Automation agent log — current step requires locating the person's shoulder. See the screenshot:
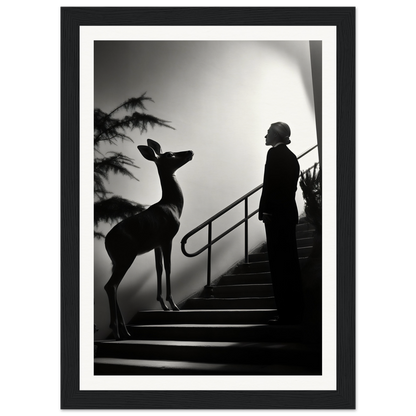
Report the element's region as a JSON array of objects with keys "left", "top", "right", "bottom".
[
  {"left": 281, "top": 145, "right": 297, "bottom": 157},
  {"left": 272, "top": 145, "right": 289, "bottom": 155},
  {"left": 274, "top": 146, "right": 299, "bottom": 165},
  {"left": 268, "top": 145, "right": 296, "bottom": 157},
  {"left": 267, "top": 146, "right": 279, "bottom": 158}
]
